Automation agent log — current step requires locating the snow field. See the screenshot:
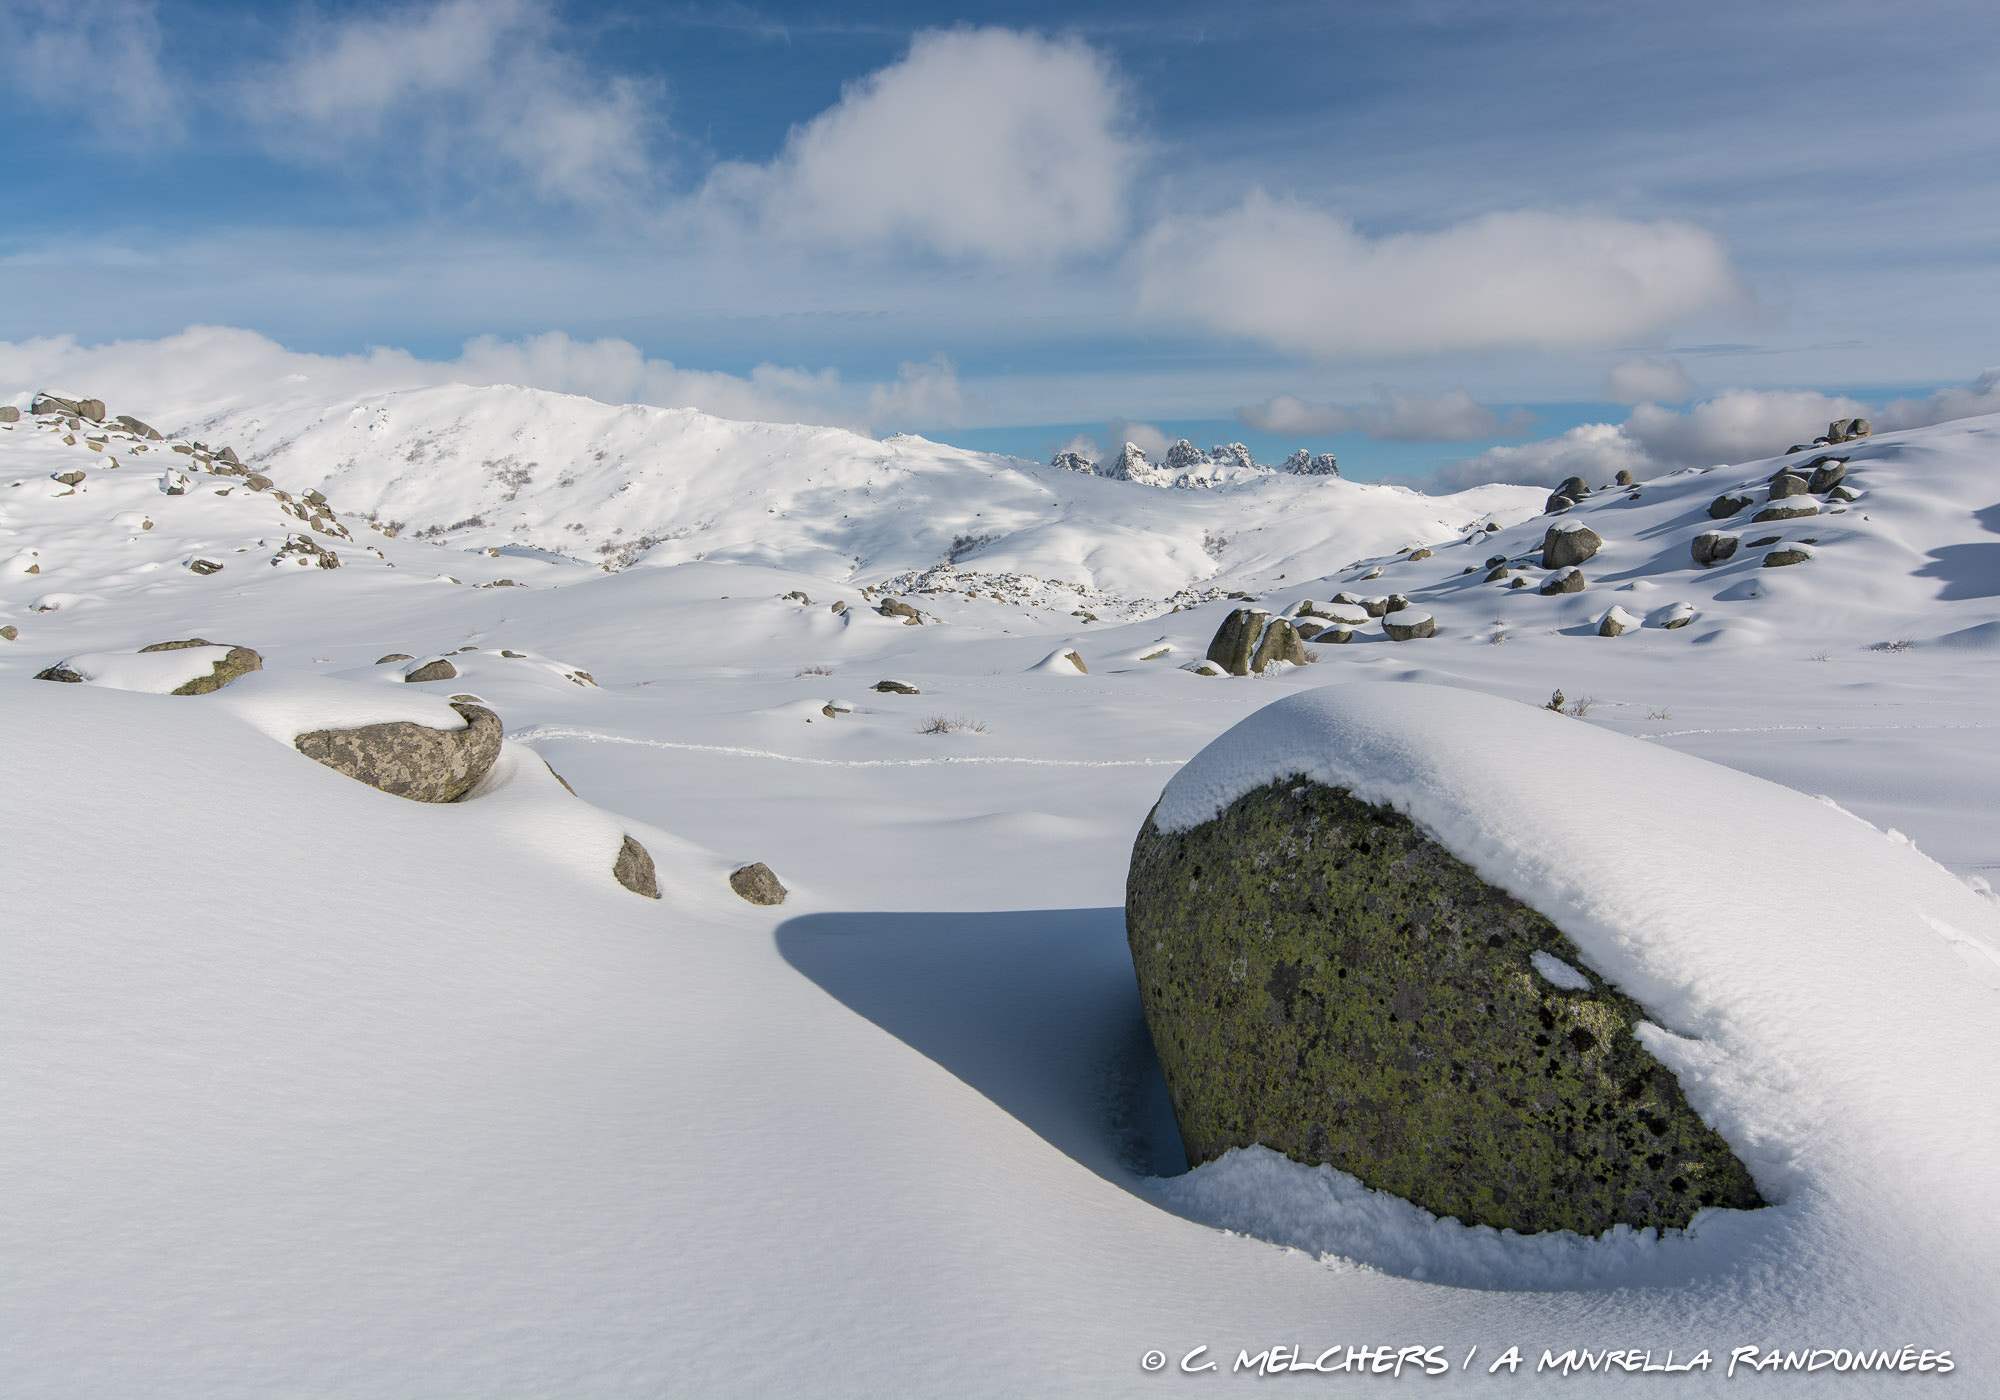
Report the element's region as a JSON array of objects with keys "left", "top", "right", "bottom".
[{"left": 5, "top": 389, "right": 2000, "bottom": 1394}]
